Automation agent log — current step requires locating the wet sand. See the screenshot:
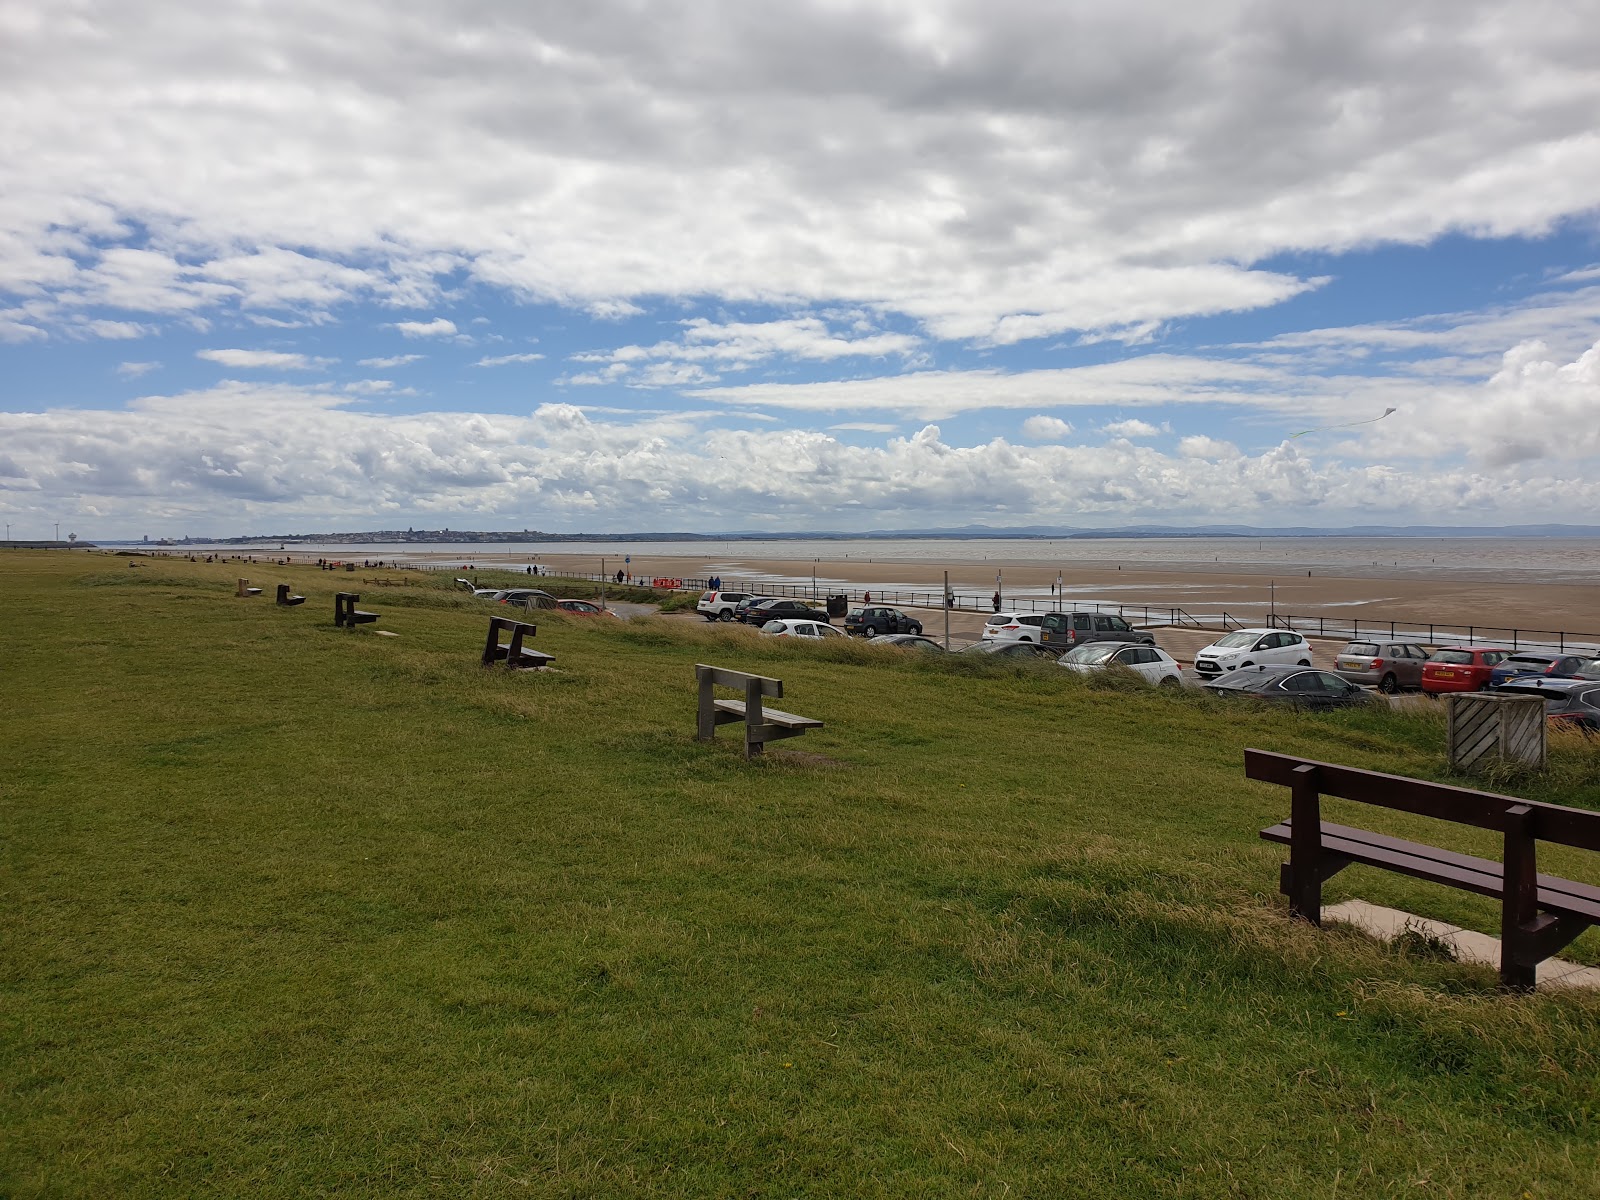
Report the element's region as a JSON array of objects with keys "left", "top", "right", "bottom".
[{"left": 415, "top": 549, "right": 1598, "bottom": 636}]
